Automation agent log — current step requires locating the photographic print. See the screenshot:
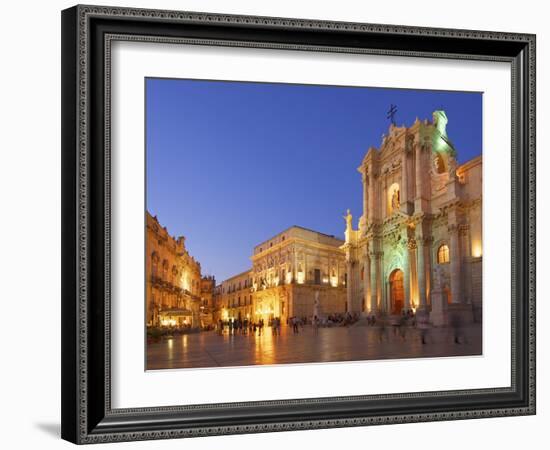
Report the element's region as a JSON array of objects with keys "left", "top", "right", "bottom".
[{"left": 145, "top": 78, "right": 483, "bottom": 370}]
